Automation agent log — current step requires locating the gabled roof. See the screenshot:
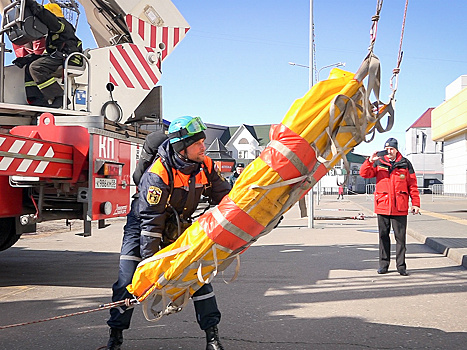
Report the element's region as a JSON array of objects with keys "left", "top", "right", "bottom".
[
  {"left": 346, "top": 152, "right": 367, "bottom": 164},
  {"left": 245, "top": 124, "right": 271, "bottom": 146},
  {"left": 406, "top": 108, "right": 434, "bottom": 130},
  {"left": 219, "top": 126, "right": 239, "bottom": 145},
  {"left": 221, "top": 124, "right": 272, "bottom": 146},
  {"left": 204, "top": 123, "right": 228, "bottom": 148},
  {"left": 206, "top": 138, "right": 234, "bottom": 161}
]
